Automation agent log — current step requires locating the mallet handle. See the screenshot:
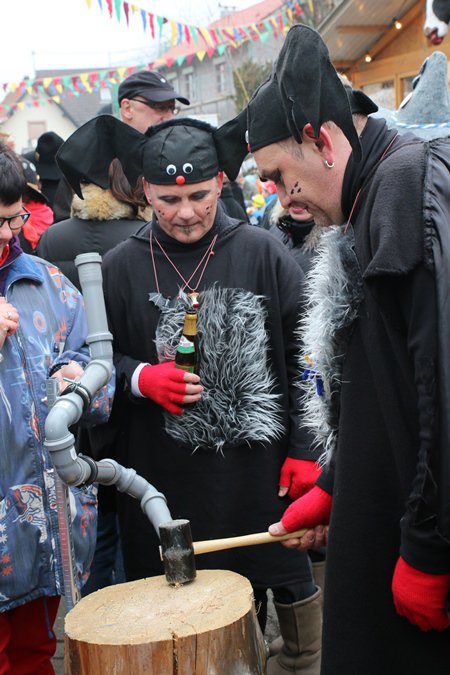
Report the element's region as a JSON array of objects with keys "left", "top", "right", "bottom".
[{"left": 192, "top": 529, "right": 308, "bottom": 555}]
